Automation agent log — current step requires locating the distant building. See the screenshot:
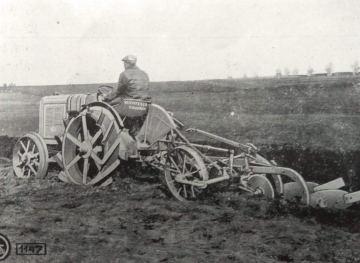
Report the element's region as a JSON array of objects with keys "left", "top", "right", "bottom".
[{"left": 313, "top": 73, "right": 327, "bottom": 77}]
